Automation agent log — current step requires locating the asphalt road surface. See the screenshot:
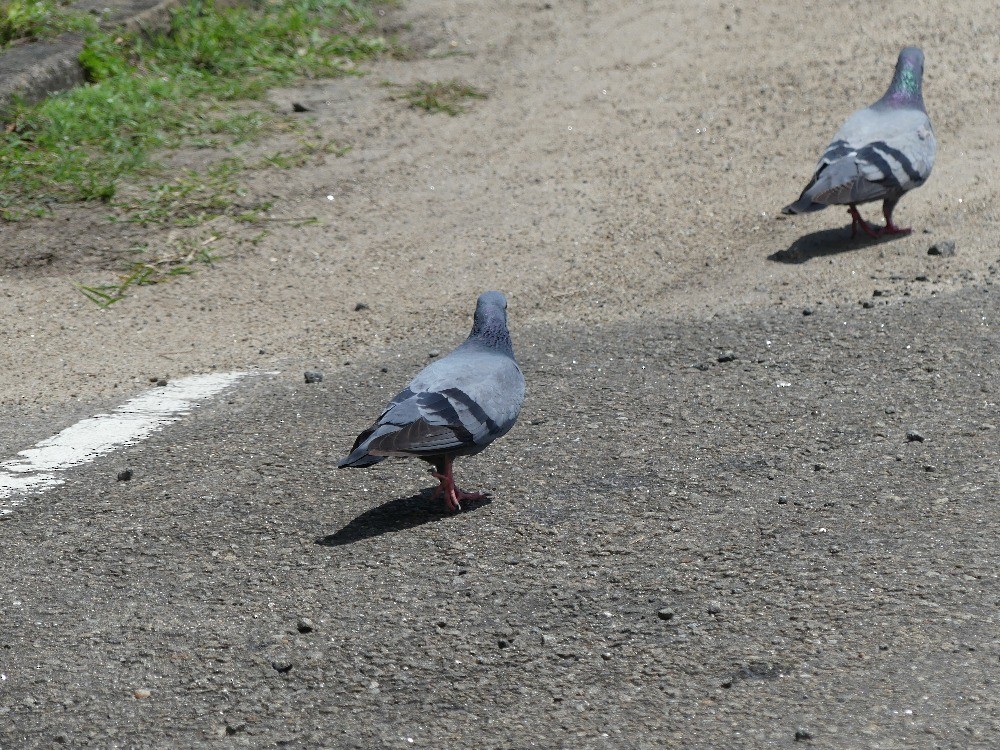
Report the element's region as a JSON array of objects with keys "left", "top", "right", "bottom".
[{"left": 2, "top": 284, "right": 998, "bottom": 749}]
